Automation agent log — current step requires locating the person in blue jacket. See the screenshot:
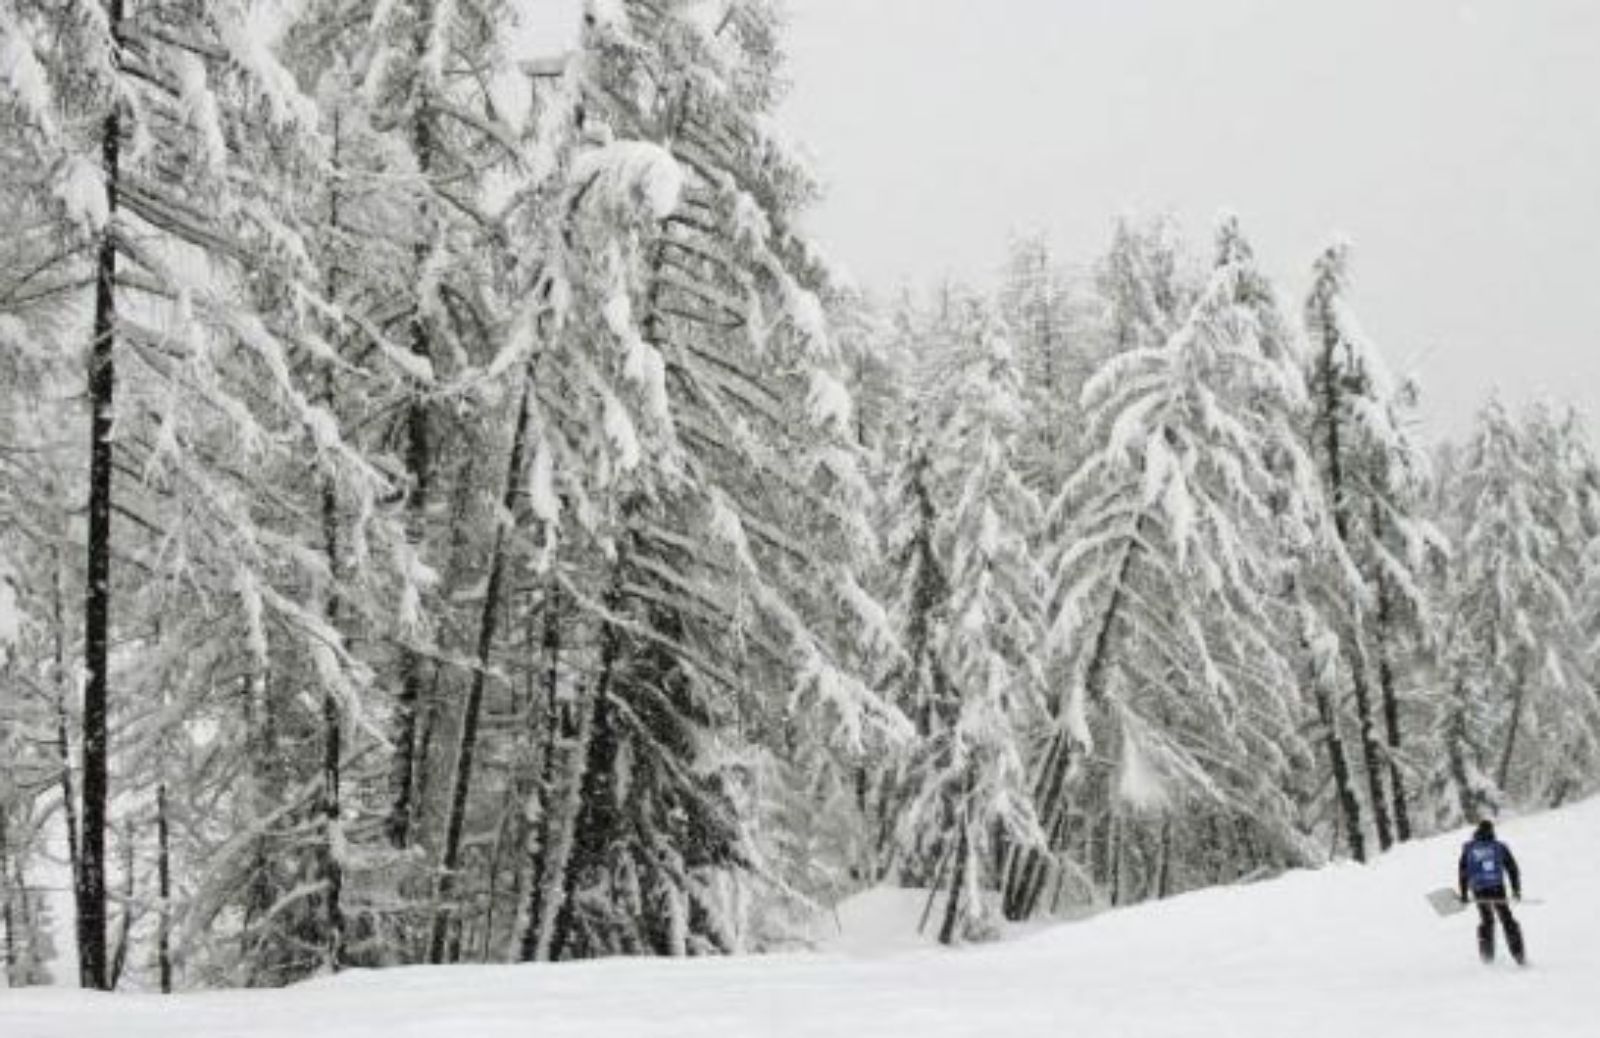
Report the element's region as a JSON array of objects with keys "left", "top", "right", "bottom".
[{"left": 1457, "top": 819, "right": 1525, "bottom": 965}]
